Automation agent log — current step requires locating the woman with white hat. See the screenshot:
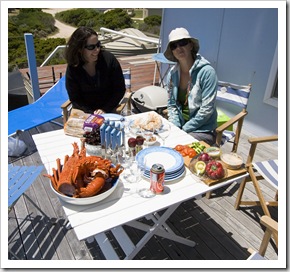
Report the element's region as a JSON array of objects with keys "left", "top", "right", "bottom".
[{"left": 164, "top": 27, "right": 218, "bottom": 145}]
